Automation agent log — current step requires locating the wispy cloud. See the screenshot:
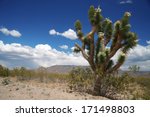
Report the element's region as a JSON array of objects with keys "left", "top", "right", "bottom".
[
  {"left": 0, "top": 27, "right": 22, "bottom": 38},
  {"left": 0, "top": 40, "right": 87, "bottom": 69},
  {"left": 49, "top": 29, "right": 77, "bottom": 40},
  {"left": 59, "top": 45, "right": 68, "bottom": 50},
  {"left": 120, "top": 0, "right": 133, "bottom": 4}
]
